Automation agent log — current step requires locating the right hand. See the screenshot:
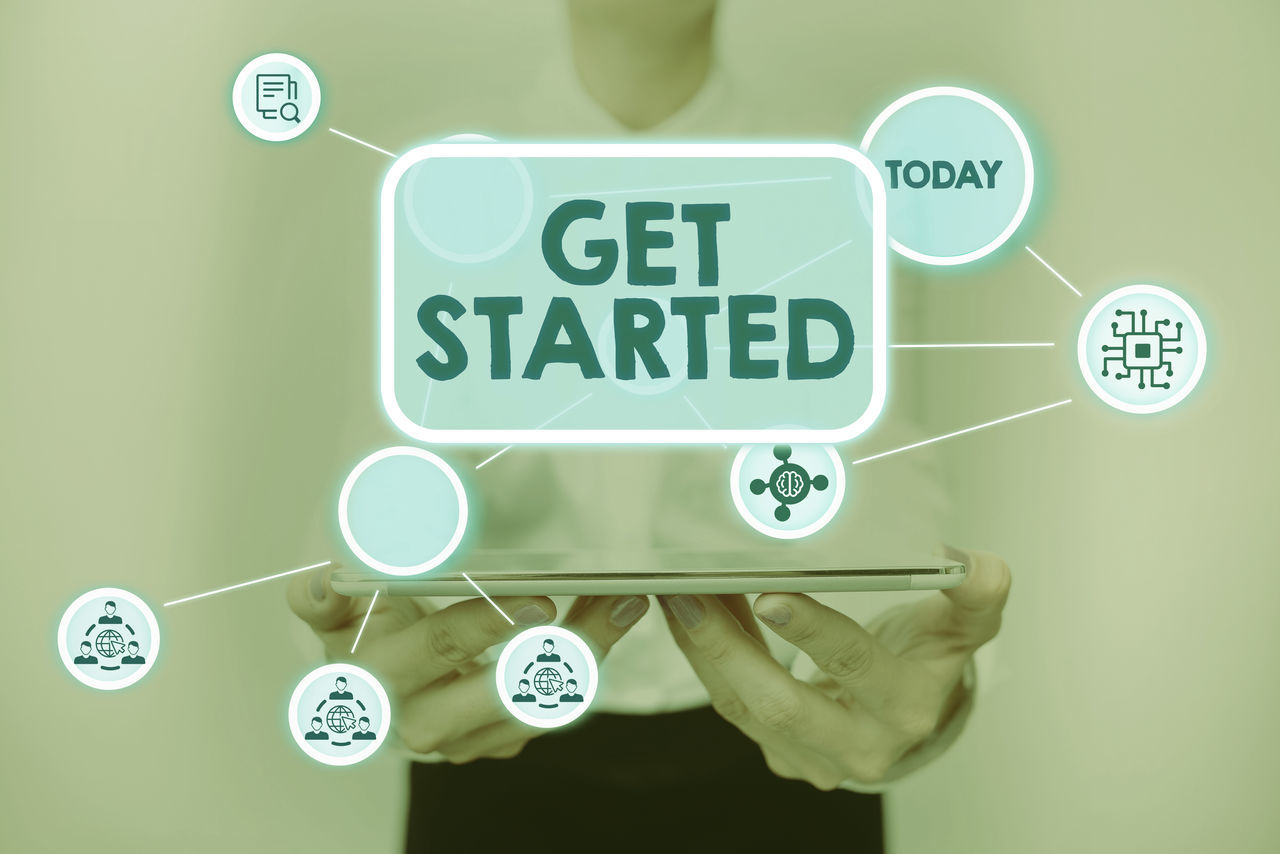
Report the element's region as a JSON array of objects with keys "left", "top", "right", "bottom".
[{"left": 287, "top": 566, "right": 650, "bottom": 763}]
